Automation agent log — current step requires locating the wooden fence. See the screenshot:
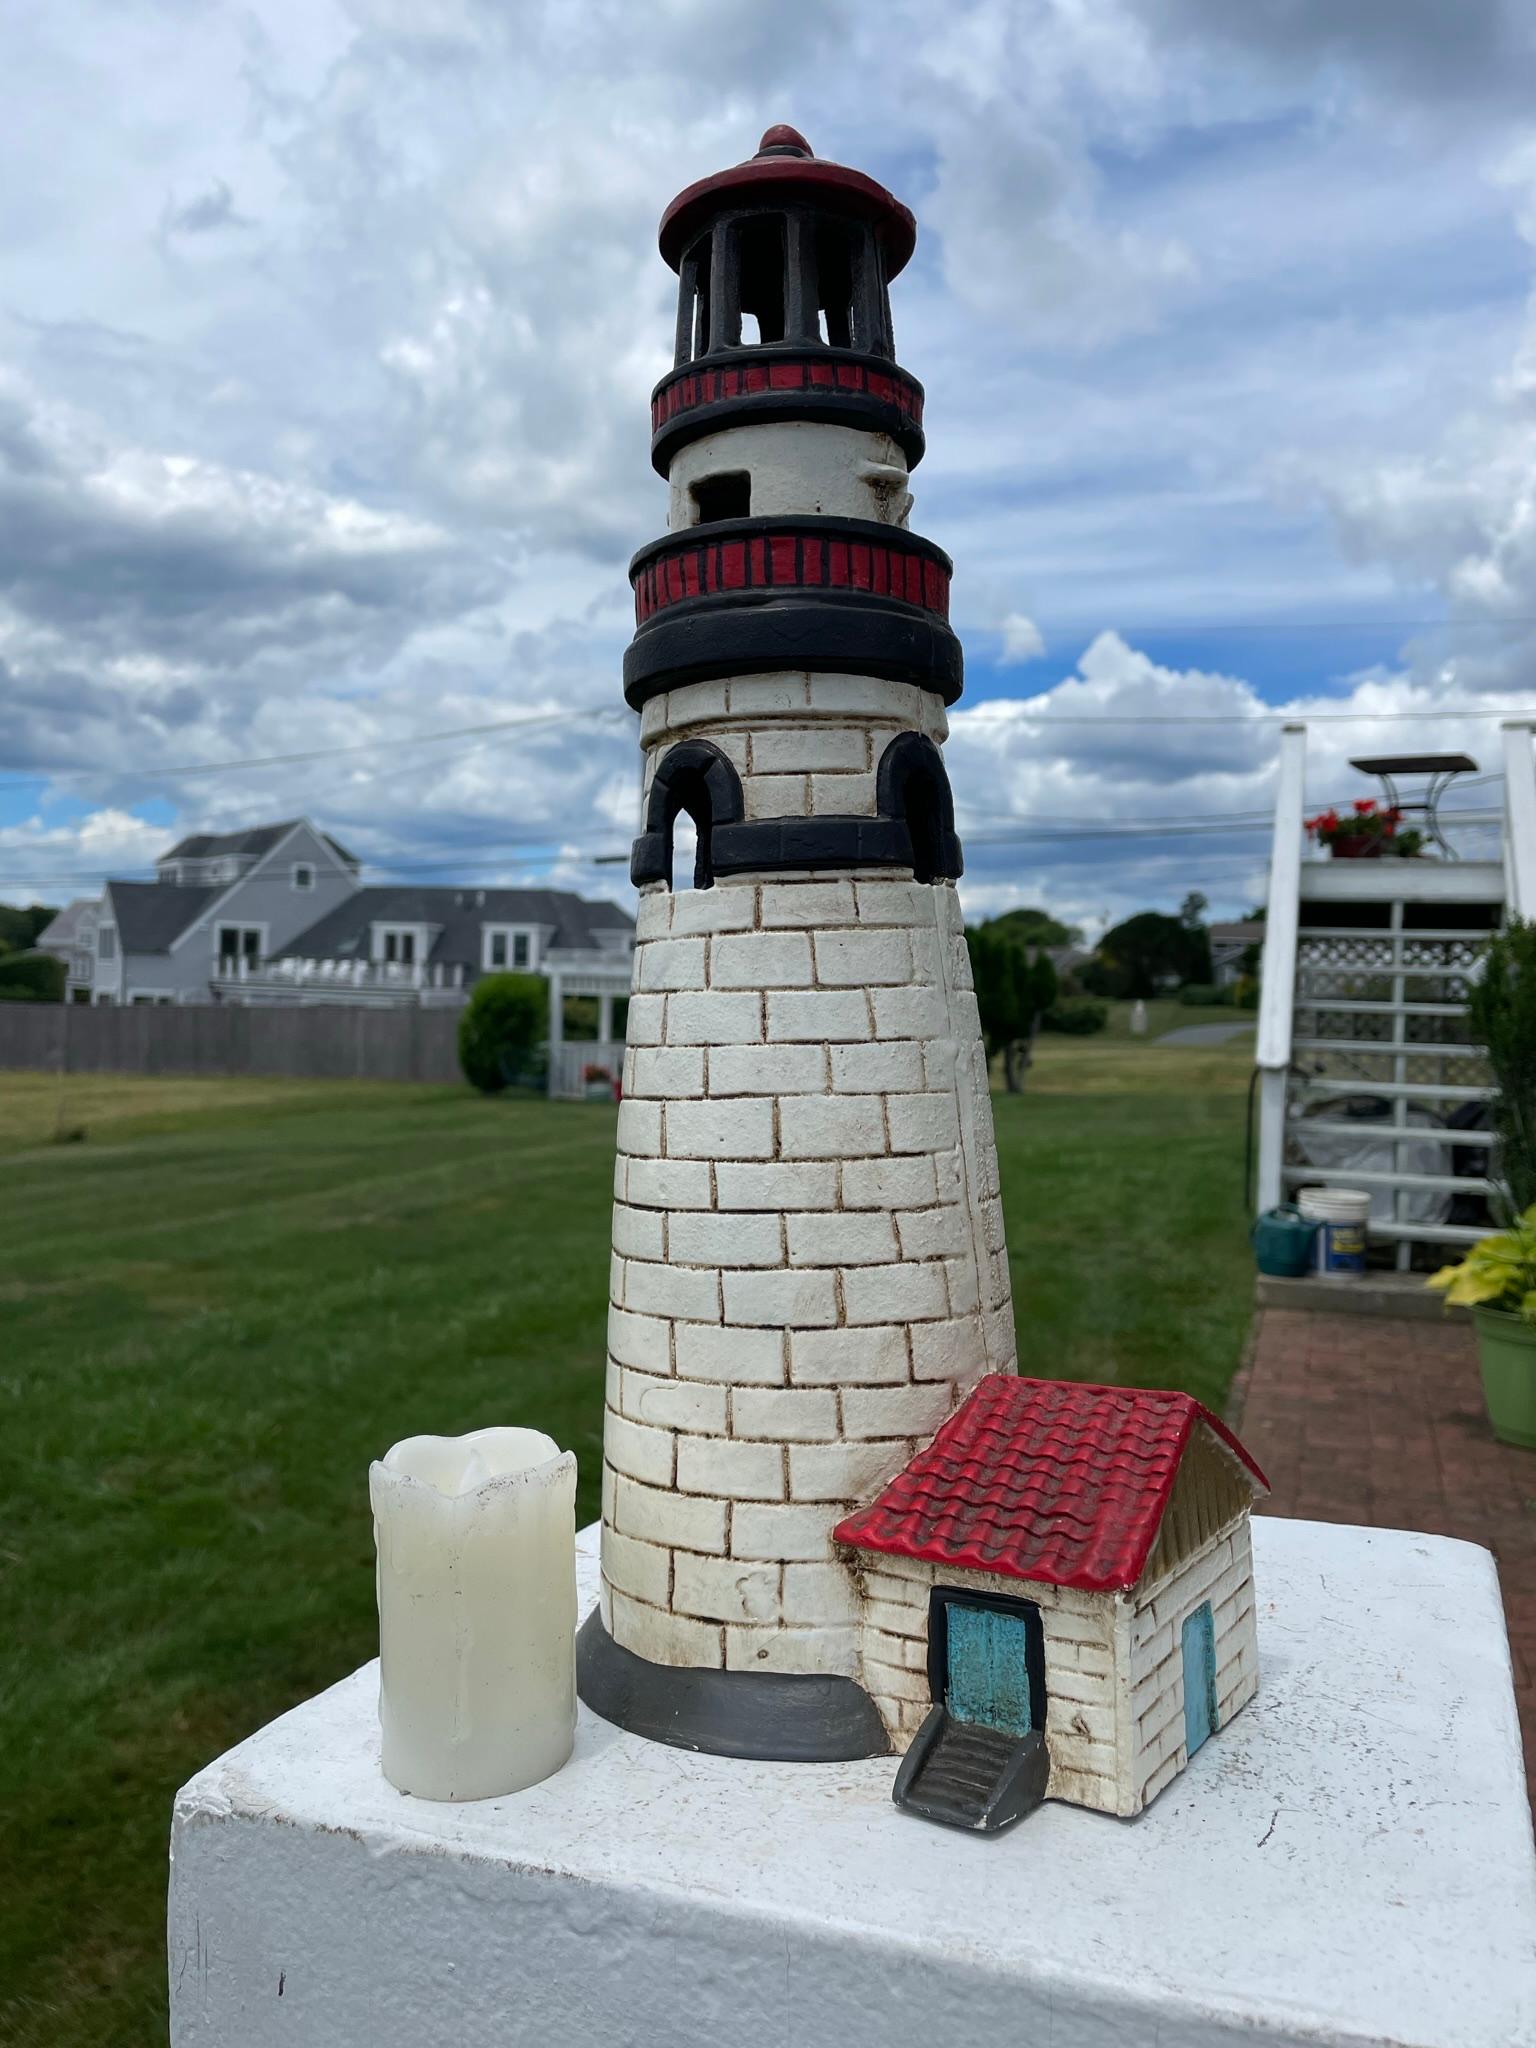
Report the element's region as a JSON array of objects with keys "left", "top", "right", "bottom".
[{"left": 0, "top": 1003, "right": 465, "bottom": 1085}]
